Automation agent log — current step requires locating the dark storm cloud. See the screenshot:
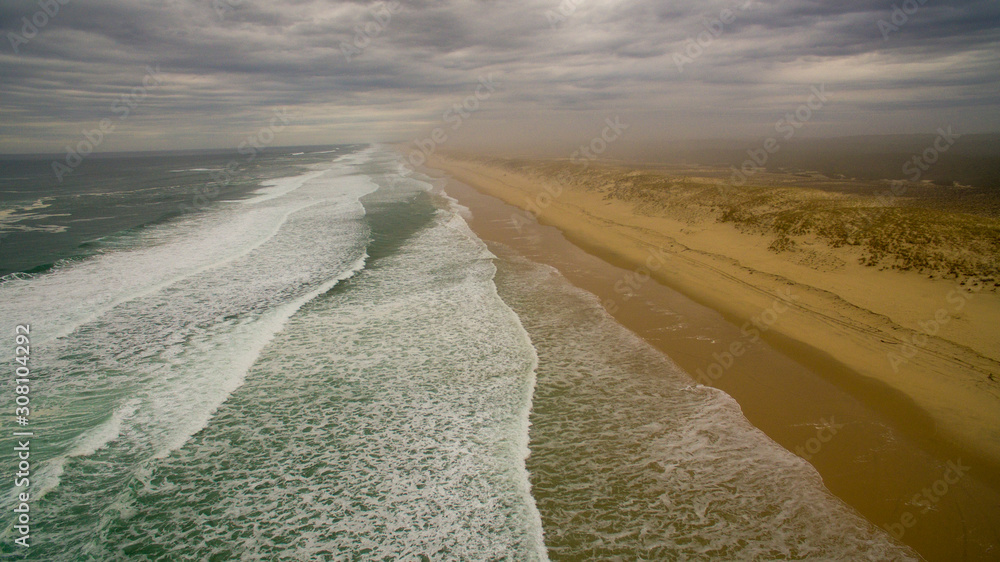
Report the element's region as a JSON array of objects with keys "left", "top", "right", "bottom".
[{"left": 0, "top": 0, "right": 997, "bottom": 152}]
